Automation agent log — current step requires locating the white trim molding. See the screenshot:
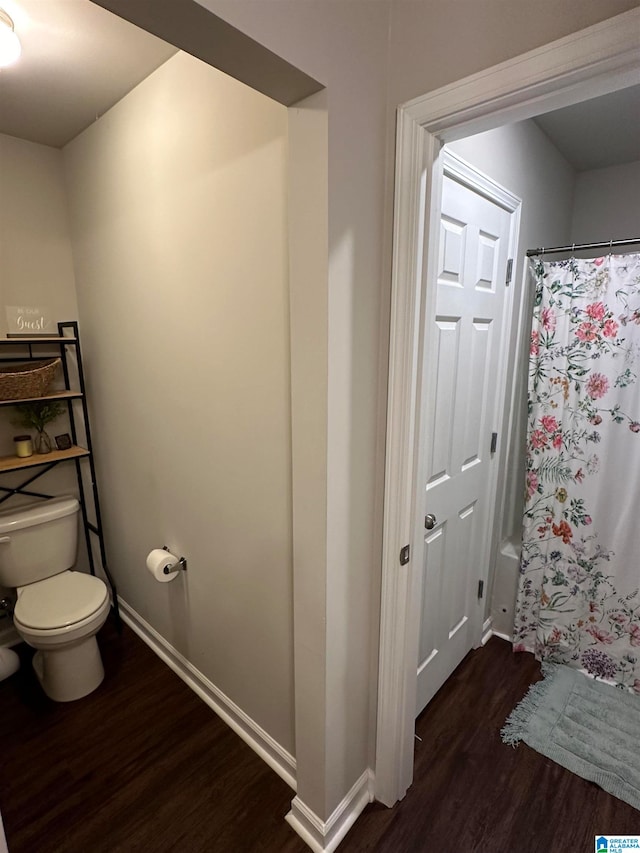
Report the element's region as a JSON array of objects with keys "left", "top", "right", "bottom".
[
  {"left": 482, "top": 618, "right": 494, "bottom": 647},
  {"left": 405, "top": 7, "right": 640, "bottom": 139},
  {"left": 118, "top": 598, "right": 297, "bottom": 790},
  {"left": 376, "top": 7, "right": 640, "bottom": 809},
  {"left": 285, "top": 769, "right": 374, "bottom": 853},
  {"left": 443, "top": 148, "right": 522, "bottom": 211},
  {"left": 374, "top": 104, "right": 437, "bottom": 810}
]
